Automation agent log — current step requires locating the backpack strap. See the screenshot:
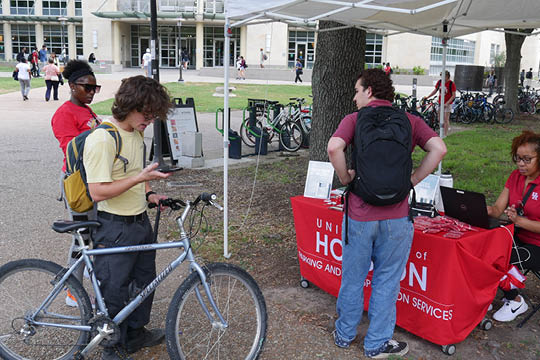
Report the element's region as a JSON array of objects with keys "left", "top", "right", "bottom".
[
  {"left": 519, "top": 183, "right": 537, "bottom": 215},
  {"left": 97, "top": 123, "right": 129, "bottom": 172}
]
